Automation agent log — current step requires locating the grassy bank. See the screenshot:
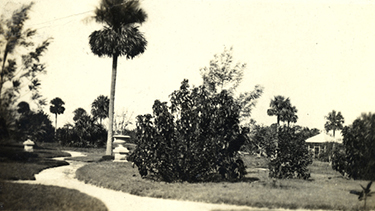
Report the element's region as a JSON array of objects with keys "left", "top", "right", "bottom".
[
  {"left": 76, "top": 156, "right": 375, "bottom": 210},
  {"left": 0, "top": 142, "right": 108, "bottom": 211},
  {"left": 0, "top": 181, "right": 107, "bottom": 211}
]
